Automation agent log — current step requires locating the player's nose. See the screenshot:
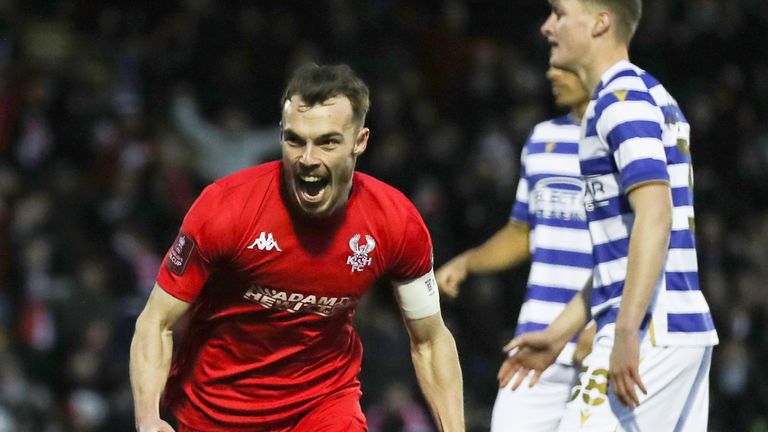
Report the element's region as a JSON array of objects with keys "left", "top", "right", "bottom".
[
  {"left": 541, "top": 13, "right": 555, "bottom": 37},
  {"left": 300, "top": 143, "right": 321, "bottom": 166}
]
